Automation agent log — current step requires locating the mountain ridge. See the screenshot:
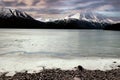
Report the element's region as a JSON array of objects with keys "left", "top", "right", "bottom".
[
  {"left": 0, "top": 8, "right": 119, "bottom": 30},
  {"left": 0, "top": 8, "right": 33, "bottom": 19},
  {"left": 0, "top": 8, "right": 45, "bottom": 28}
]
